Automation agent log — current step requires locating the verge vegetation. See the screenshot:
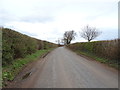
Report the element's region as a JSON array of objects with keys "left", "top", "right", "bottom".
[
  {"left": 67, "top": 39, "right": 119, "bottom": 69},
  {"left": 2, "top": 49, "right": 53, "bottom": 87},
  {"left": 2, "top": 28, "right": 57, "bottom": 65},
  {"left": 1, "top": 27, "right": 57, "bottom": 86}
]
